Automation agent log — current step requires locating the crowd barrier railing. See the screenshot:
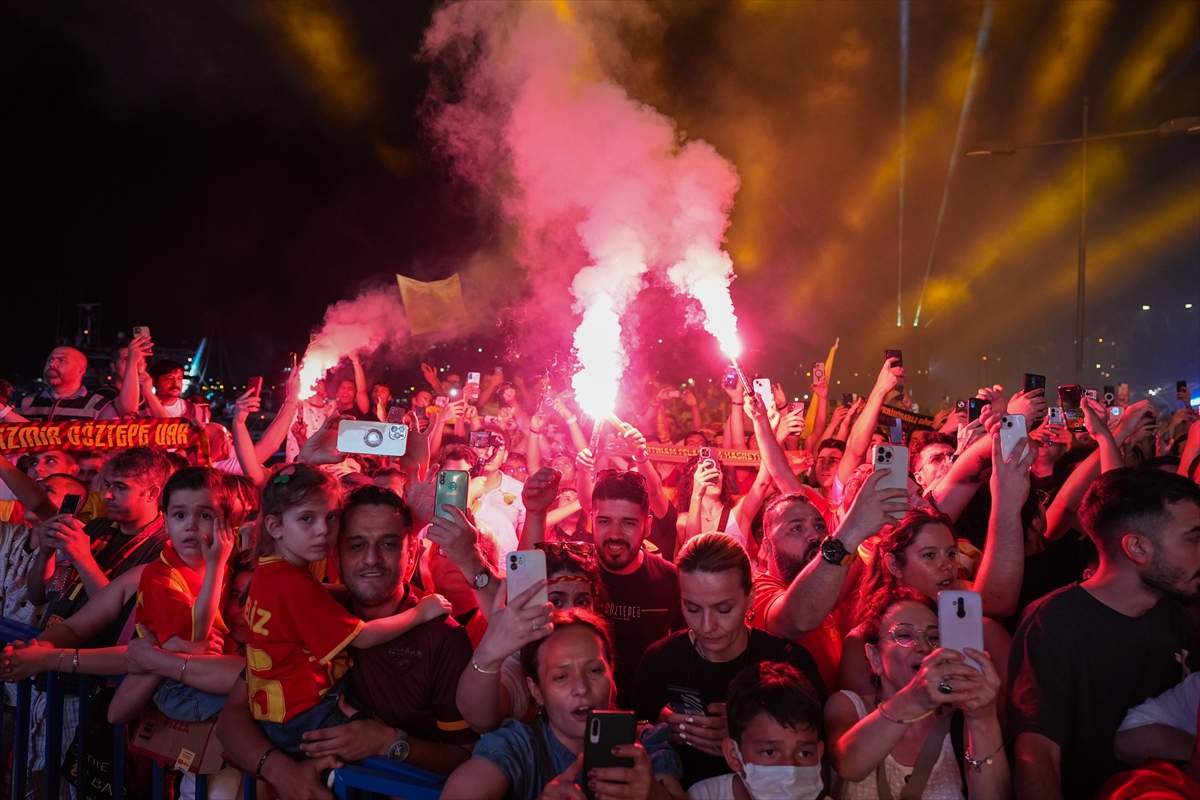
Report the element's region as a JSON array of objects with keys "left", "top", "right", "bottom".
[{"left": 2, "top": 617, "right": 446, "bottom": 800}]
